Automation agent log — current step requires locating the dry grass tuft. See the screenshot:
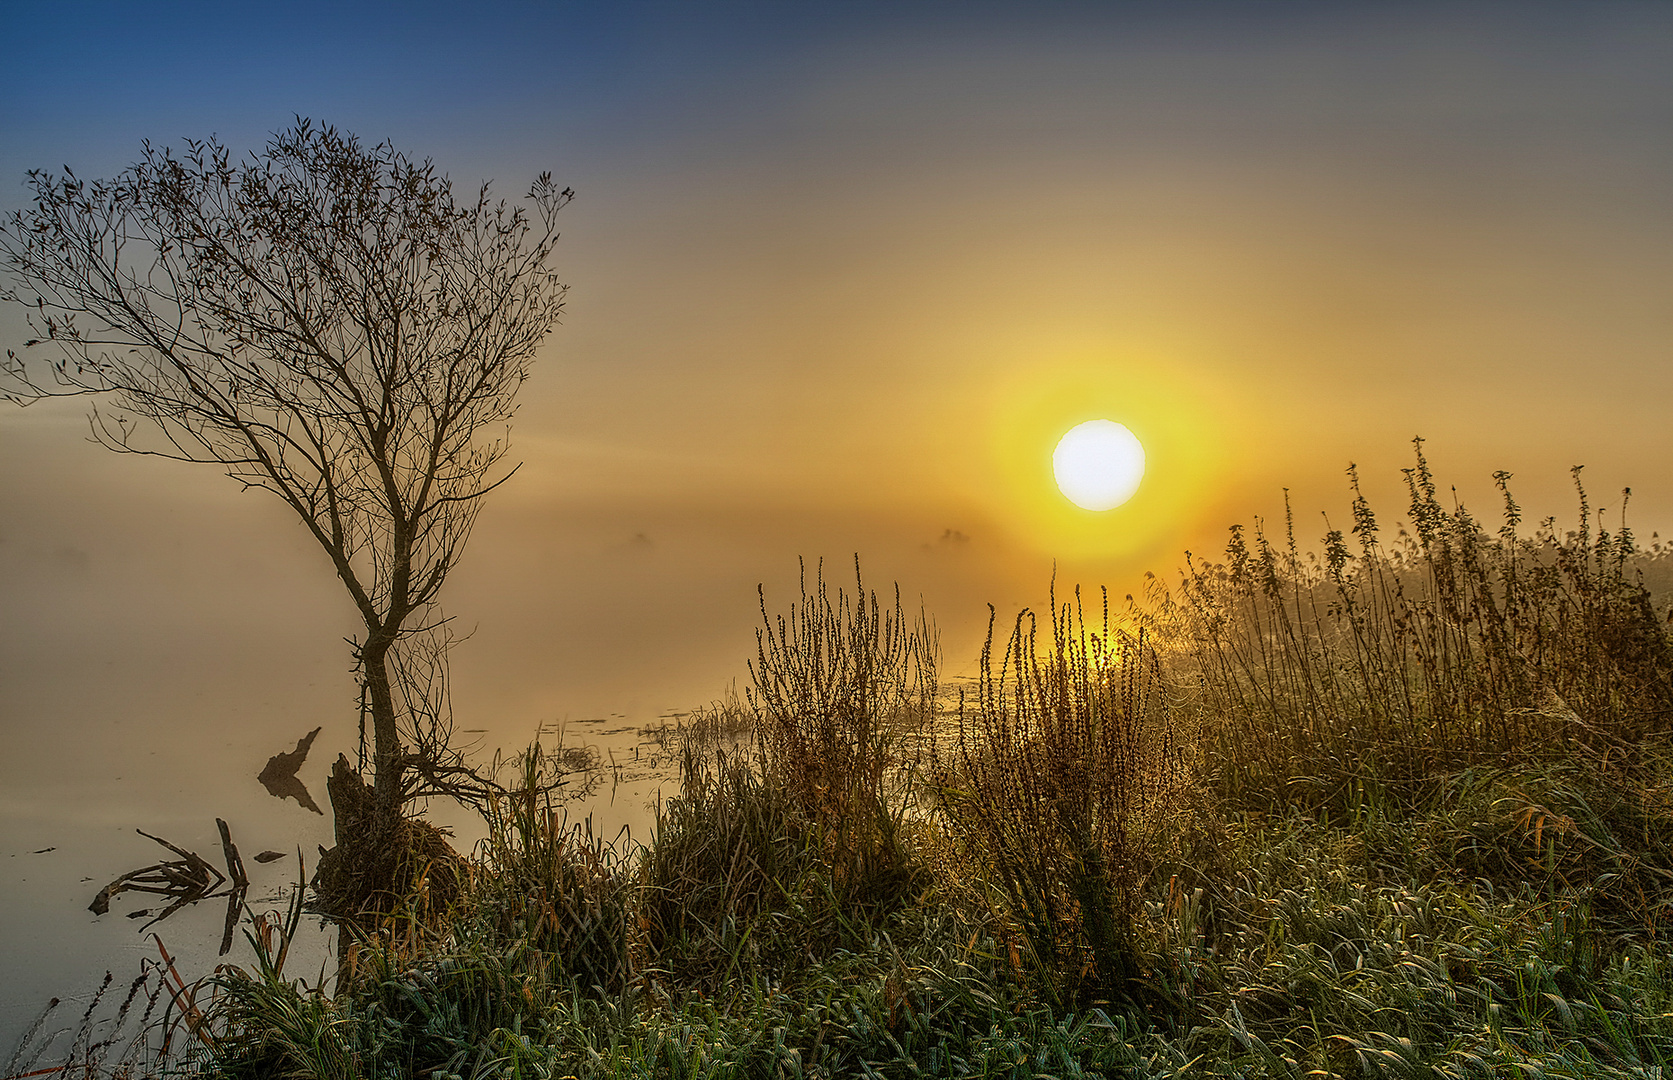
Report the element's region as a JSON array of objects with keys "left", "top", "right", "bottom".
[{"left": 747, "top": 556, "right": 938, "bottom": 909}]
